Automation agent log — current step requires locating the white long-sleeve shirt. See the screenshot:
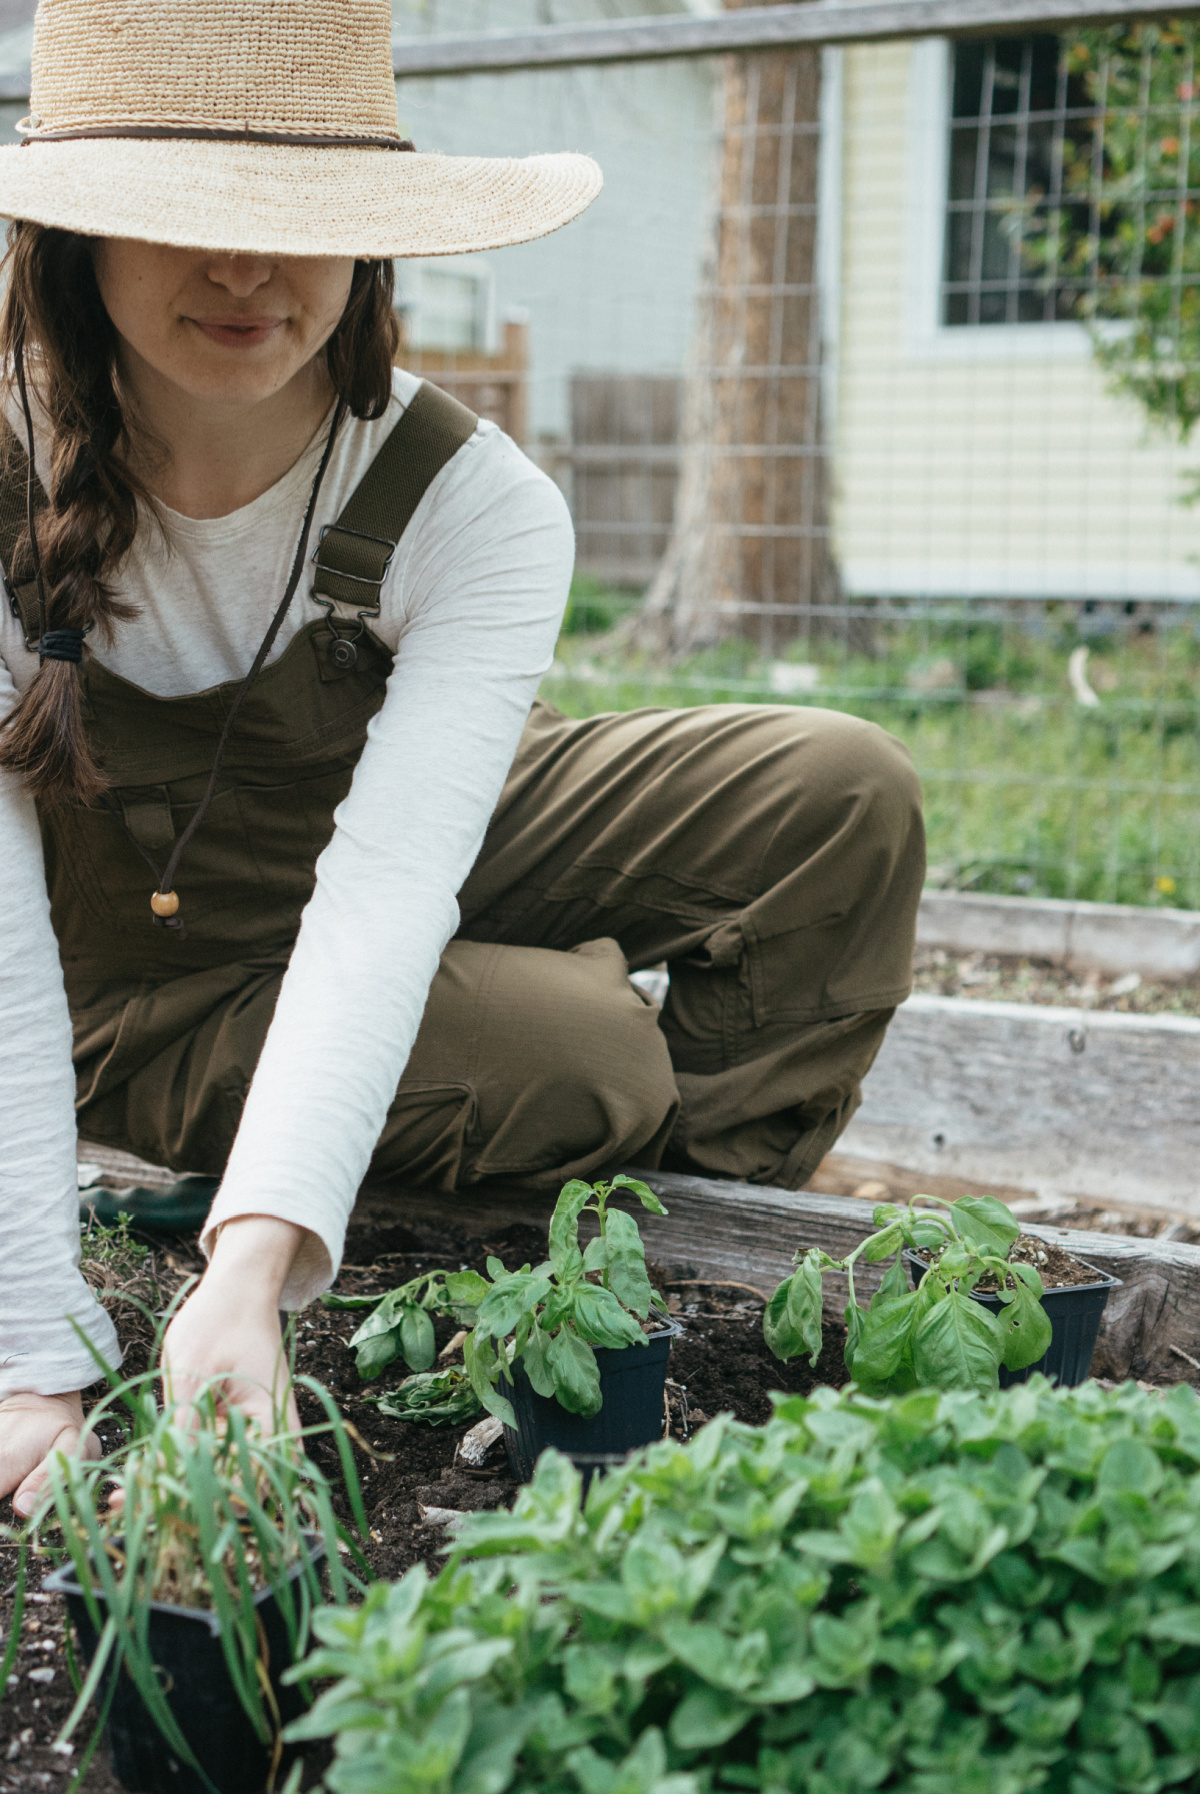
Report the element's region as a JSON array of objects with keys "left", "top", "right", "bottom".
[{"left": 0, "top": 367, "right": 574, "bottom": 1399}]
